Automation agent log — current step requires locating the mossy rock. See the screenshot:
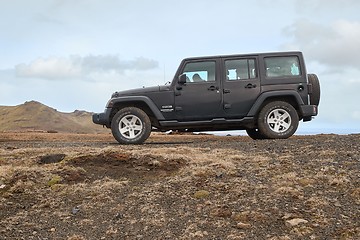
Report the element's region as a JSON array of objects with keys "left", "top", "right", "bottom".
[
  {"left": 50, "top": 183, "right": 66, "bottom": 191},
  {"left": 48, "top": 175, "right": 63, "bottom": 187},
  {"left": 194, "top": 190, "right": 210, "bottom": 199}
]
